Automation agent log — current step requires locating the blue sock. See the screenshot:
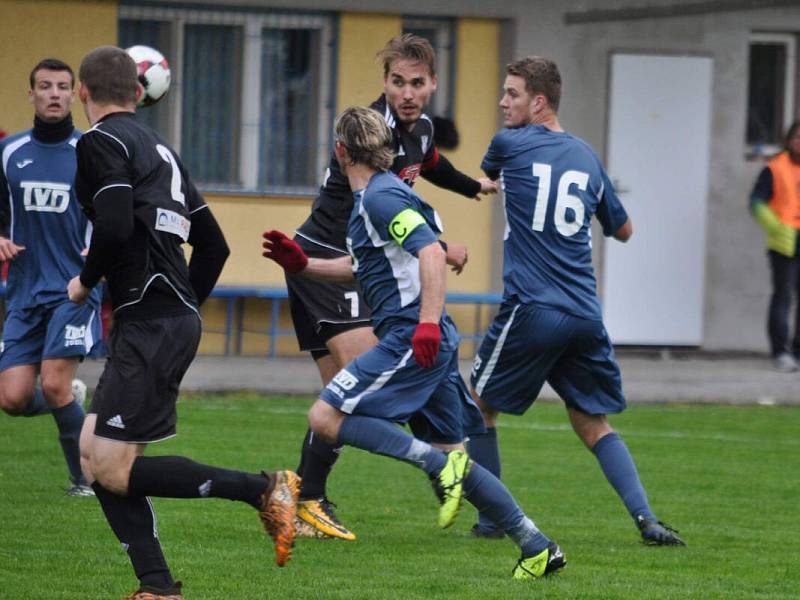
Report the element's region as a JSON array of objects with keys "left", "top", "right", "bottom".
[
  {"left": 464, "top": 462, "right": 550, "bottom": 556},
  {"left": 51, "top": 399, "right": 86, "bottom": 485},
  {"left": 592, "top": 432, "right": 655, "bottom": 521},
  {"left": 466, "top": 427, "right": 502, "bottom": 531},
  {"left": 22, "top": 387, "right": 51, "bottom": 417},
  {"left": 336, "top": 415, "right": 447, "bottom": 476}
]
